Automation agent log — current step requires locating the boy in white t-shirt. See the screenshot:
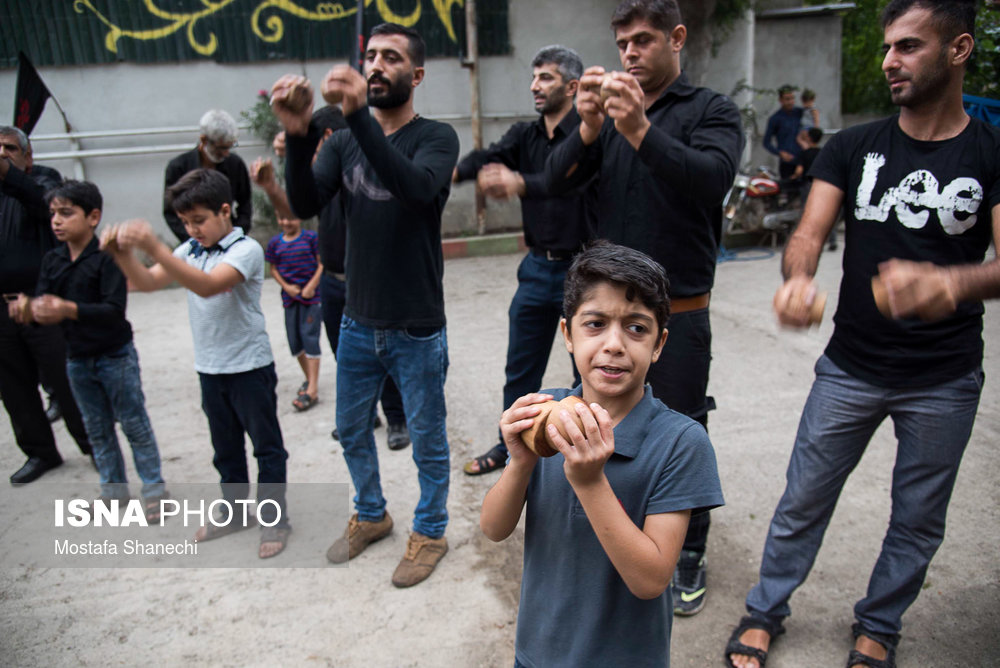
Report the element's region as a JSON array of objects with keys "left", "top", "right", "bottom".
[{"left": 103, "top": 168, "right": 290, "bottom": 559}]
